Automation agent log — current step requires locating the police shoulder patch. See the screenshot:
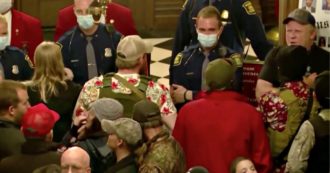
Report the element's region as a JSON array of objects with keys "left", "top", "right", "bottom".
[
  {"left": 242, "top": 1, "right": 256, "bottom": 15},
  {"left": 25, "top": 55, "right": 34, "bottom": 68},
  {"left": 173, "top": 53, "right": 183, "bottom": 66},
  {"left": 230, "top": 53, "right": 243, "bottom": 67}
]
